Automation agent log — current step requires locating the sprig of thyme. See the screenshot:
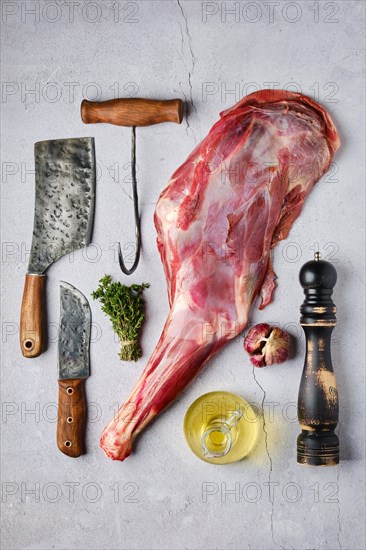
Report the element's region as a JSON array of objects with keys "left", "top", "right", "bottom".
[{"left": 92, "top": 275, "right": 149, "bottom": 362}]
